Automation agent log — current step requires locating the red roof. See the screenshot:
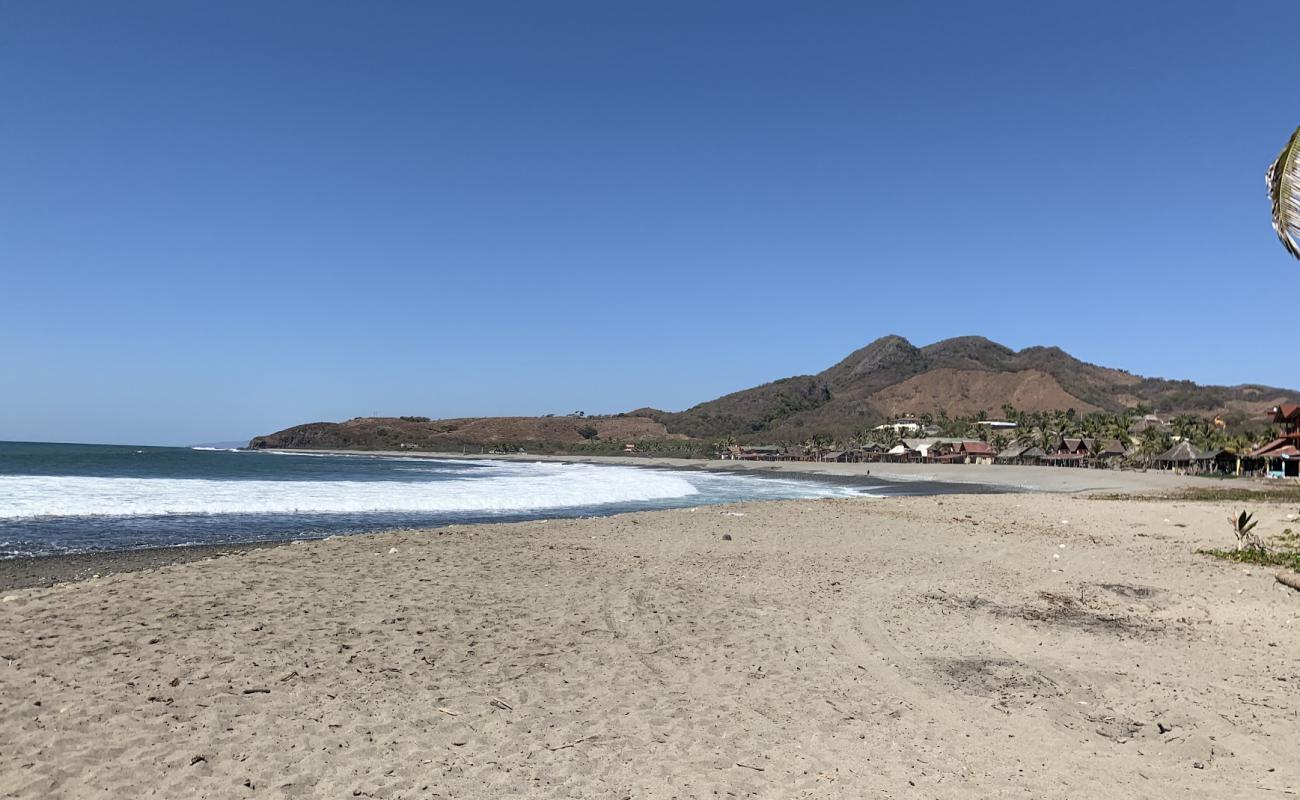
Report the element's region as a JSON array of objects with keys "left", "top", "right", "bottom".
[
  {"left": 1270, "top": 404, "right": 1300, "bottom": 422},
  {"left": 960, "top": 442, "right": 997, "bottom": 455},
  {"left": 1249, "top": 438, "right": 1299, "bottom": 457}
]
